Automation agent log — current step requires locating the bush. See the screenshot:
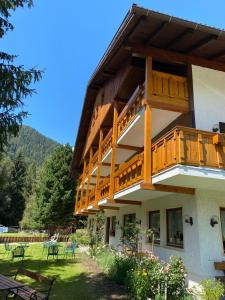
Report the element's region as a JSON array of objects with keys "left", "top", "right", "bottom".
[
  {"left": 200, "top": 279, "right": 224, "bottom": 300},
  {"left": 126, "top": 255, "right": 191, "bottom": 300},
  {"left": 108, "top": 253, "right": 137, "bottom": 285},
  {"left": 70, "top": 229, "right": 89, "bottom": 246}
]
